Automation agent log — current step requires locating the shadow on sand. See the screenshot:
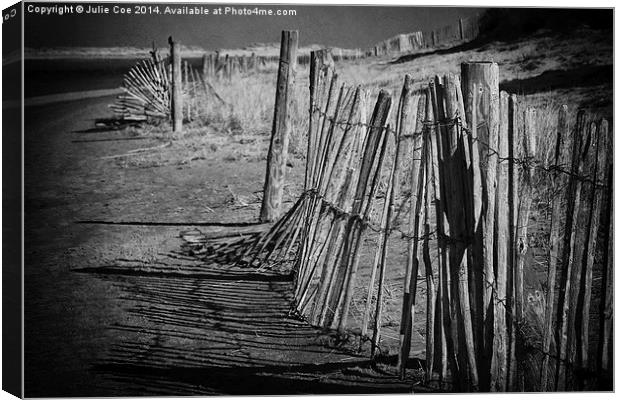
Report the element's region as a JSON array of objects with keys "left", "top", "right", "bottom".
[
  {"left": 76, "top": 255, "right": 418, "bottom": 395},
  {"left": 390, "top": 39, "right": 486, "bottom": 65}
]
